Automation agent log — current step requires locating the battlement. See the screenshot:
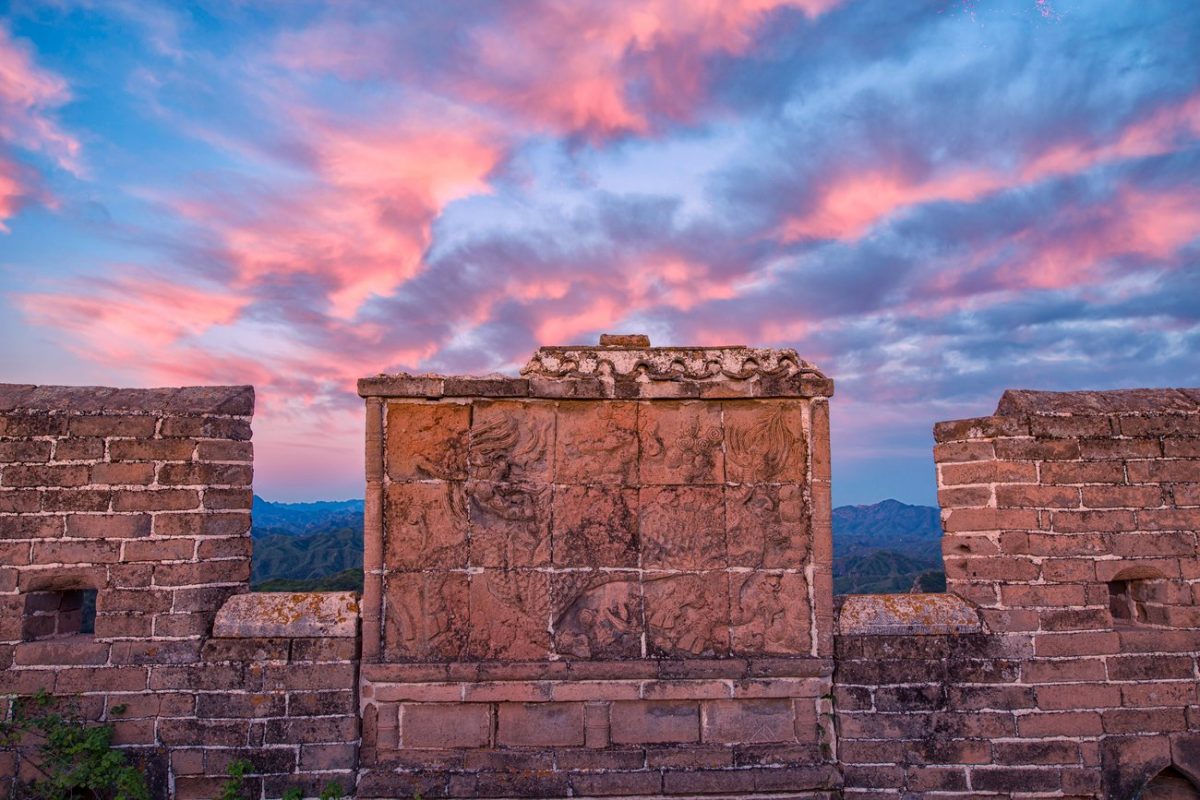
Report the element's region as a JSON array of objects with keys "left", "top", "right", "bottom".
[{"left": 1, "top": 365, "right": 1196, "bottom": 798}]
